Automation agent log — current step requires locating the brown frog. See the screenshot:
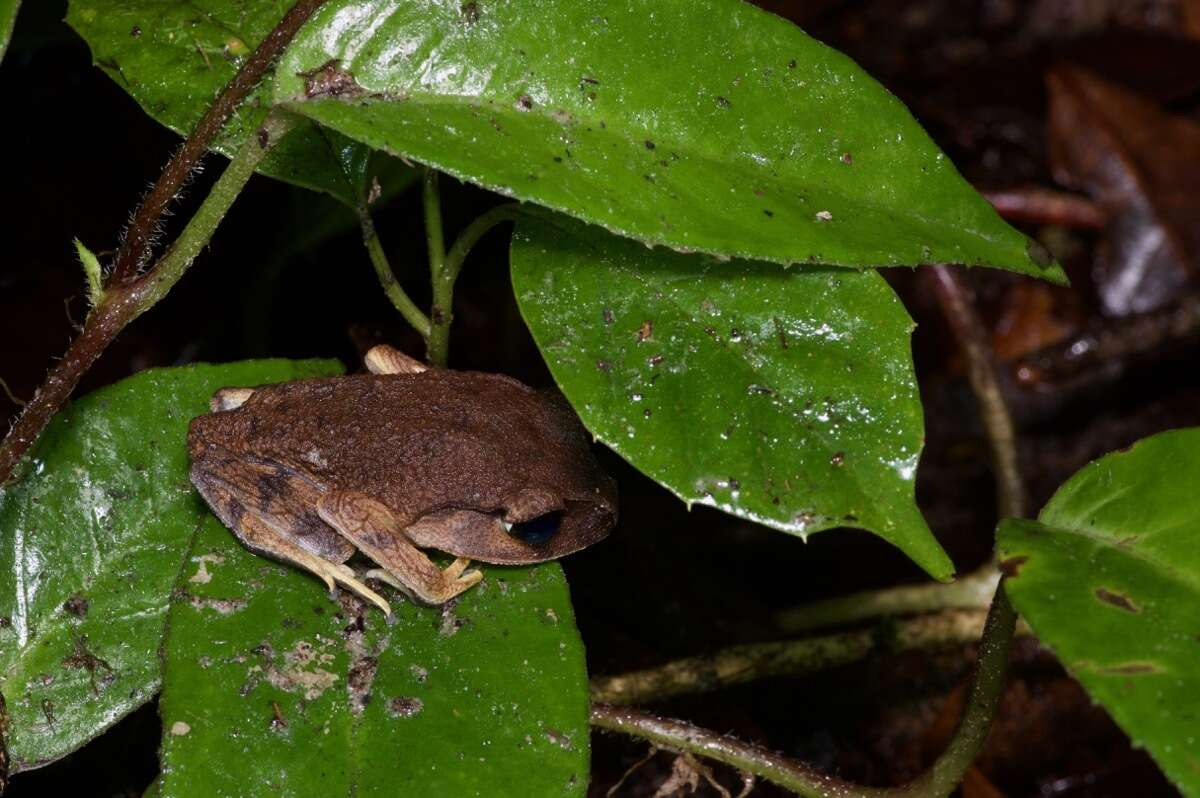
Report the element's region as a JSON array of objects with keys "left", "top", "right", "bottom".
[{"left": 187, "top": 345, "right": 617, "bottom": 617}]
